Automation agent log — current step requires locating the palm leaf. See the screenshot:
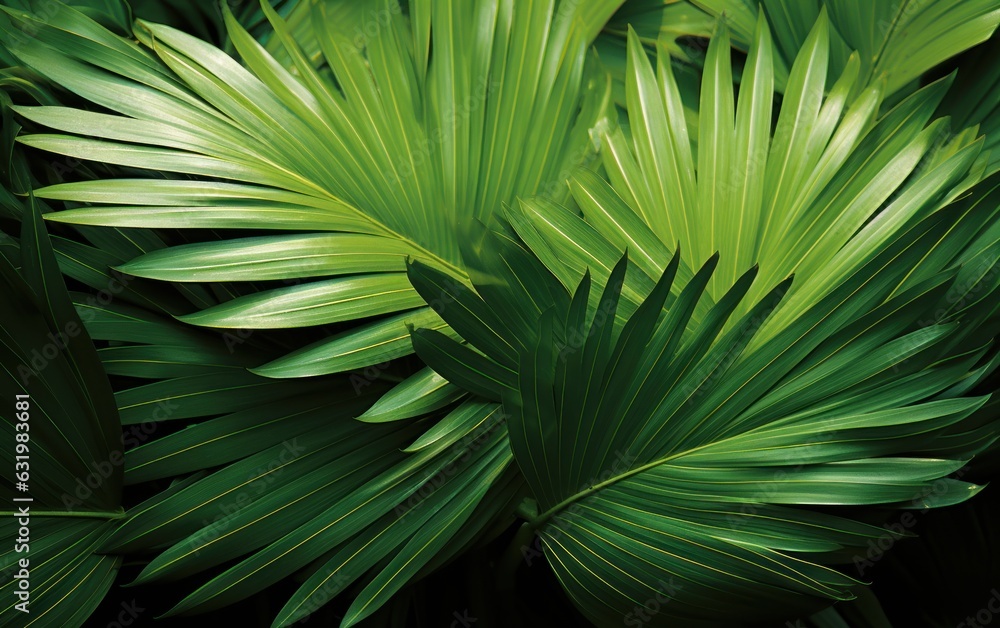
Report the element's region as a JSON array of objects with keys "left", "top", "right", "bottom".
[
  {"left": 0, "top": 197, "right": 124, "bottom": 627},
  {"left": 411, "top": 215, "right": 997, "bottom": 625},
  {"left": 405, "top": 10, "right": 1000, "bottom": 624},
  {"left": 3, "top": 0, "right": 624, "bottom": 379},
  {"left": 2, "top": 2, "right": 999, "bottom": 626},
  {"left": 542, "top": 9, "right": 993, "bottom": 349},
  {"left": 620, "top": 0, "right": 1000, "bottom": 100}
]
